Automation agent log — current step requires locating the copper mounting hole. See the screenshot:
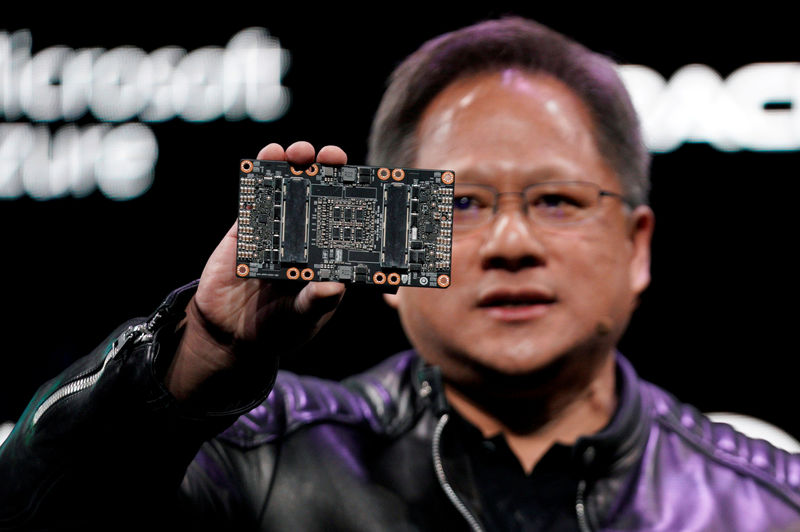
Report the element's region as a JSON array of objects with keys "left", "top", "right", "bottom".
[
  {"left": 287, "top": 267, "right": 300, "bottom": 279},
  {"left": 377, "top": 168, "right": 391, "bottom": 181},
  {"left": 305, "top": 164, "right": 319, "bottom": 177},
  {"left": 289, "top": 166, "right": 303, "bottom": 176},
  {"left": 236, "top": 264, "right": 250, "bottom": 277},
  {"left": 301, "top": 268, "right": 315, "bottom": 280},
  {"left": 240, "top": 160, "right": 254, "bottom": 173},
  {"left": 387, "top": 272, "right": 401, "bottom": 285},
  {"left": 391, "top": 168, "right": 405, "bottom": 181},
  {"left": 441, "top": 171, "right": 454, "bottom": 185},
  {"left": 437, "top": 274, "right": 451, "bottom": 288},
  {"left": 372, "top": 271, "right": 386, "bottom": 284}
]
